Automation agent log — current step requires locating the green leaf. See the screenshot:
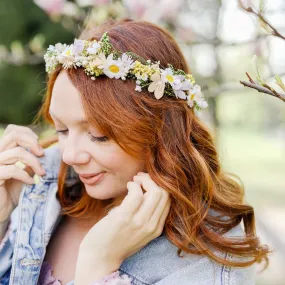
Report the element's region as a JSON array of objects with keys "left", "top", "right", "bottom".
[
  {"left": 252, "top": 55, "right": 265, "bottom": 84},
  {"left": 275, "top": 75, "right": 285, "bottom": 92}
]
